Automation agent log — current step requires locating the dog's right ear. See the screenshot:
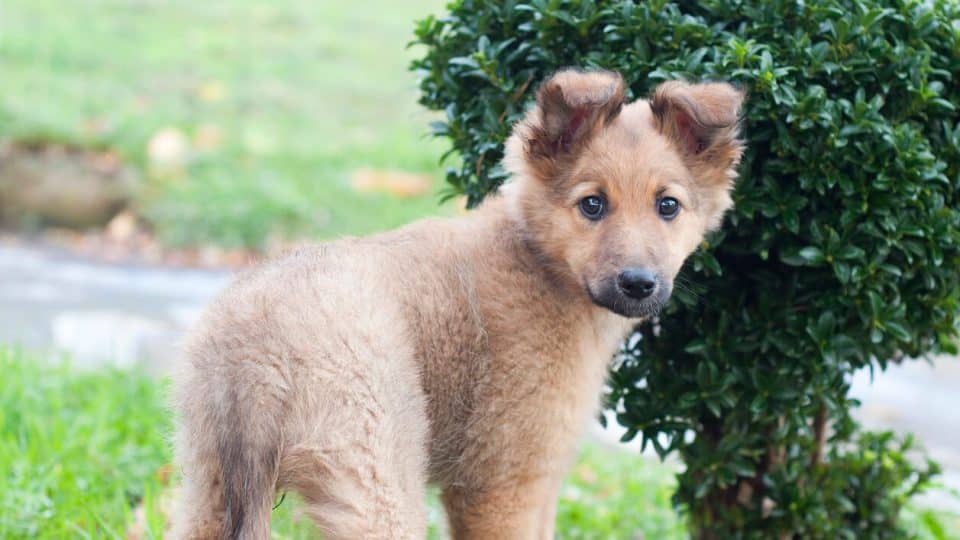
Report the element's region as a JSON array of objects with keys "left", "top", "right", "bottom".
[
  {"left": 523, "top": 69, "right": 626, "bottom": 161},
  {"left": 649, "top": 80, "right": 744, "bottom": 176}
]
